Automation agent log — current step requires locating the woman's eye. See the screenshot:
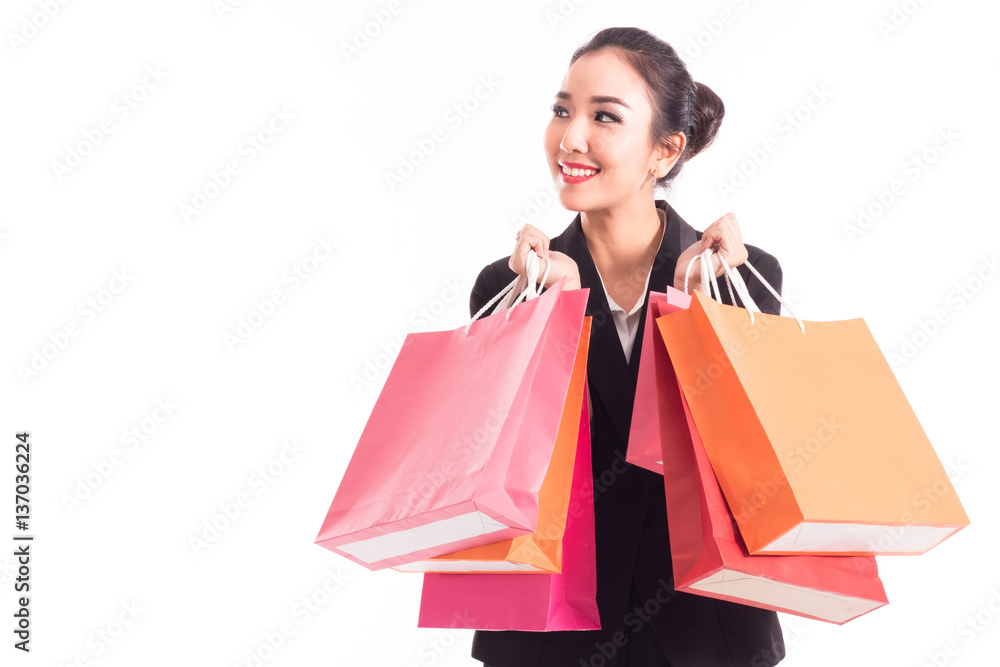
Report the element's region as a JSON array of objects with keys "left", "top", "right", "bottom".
[
  {"left": 551, "top": 104, "right": 568, "bottom": 118},
  {"left": 595, "top": 110, "right": 622, "bottom": 123}
]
